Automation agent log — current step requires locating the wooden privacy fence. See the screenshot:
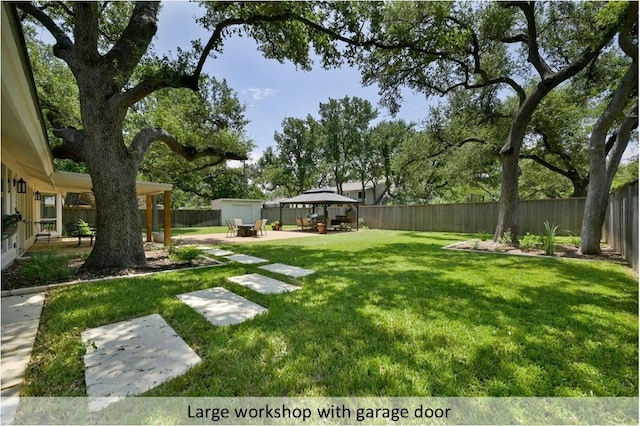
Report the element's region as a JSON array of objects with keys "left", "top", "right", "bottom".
[
  {"left": 357, "top": 198, "right": 586, "bottom": 236},
  {"left": 62, "top": 208, "right": 221, "bottom": 229},
  {"left": 603, "top": 180, "right": 638, "bottom": 272}
]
